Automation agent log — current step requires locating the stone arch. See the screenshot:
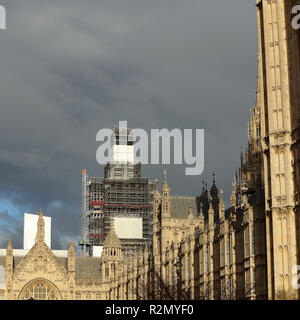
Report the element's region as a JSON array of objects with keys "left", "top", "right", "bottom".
[{"left": 18, "top": 278, "right": 62, "bottom": 300}]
